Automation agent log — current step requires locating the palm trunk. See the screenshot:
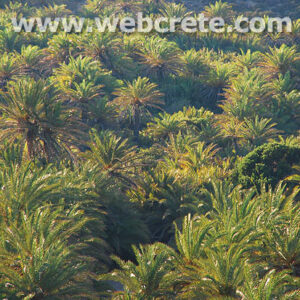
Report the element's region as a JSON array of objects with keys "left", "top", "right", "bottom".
[
  {"left": 233, "top": 137, "right": 239, "bottom": 153},
  {"left": 27, "top": 136, "right": 34, "bottom": 159},
  {"left": 133, "top": 107, "right": 140, "bottom": 143}
]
